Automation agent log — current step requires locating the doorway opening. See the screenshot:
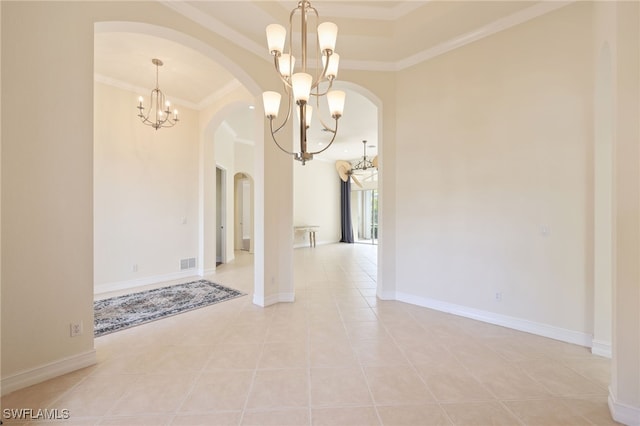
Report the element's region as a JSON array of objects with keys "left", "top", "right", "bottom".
[
  {"left": 216, "top": 166, "right": 227, "bottom": 266},
  {"left": 234, "top": 173, "right": 253, "bottom": 253},
  {"left": 353, "top": 188, "right": 378, "bottom": 245}
]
